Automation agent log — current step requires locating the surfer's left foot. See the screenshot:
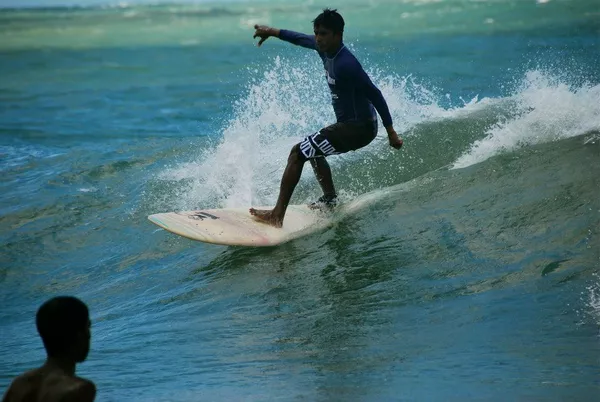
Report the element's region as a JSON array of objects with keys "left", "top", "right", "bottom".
[{"left": 249, "top": 208, "right": 283, "bottom": 228}]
